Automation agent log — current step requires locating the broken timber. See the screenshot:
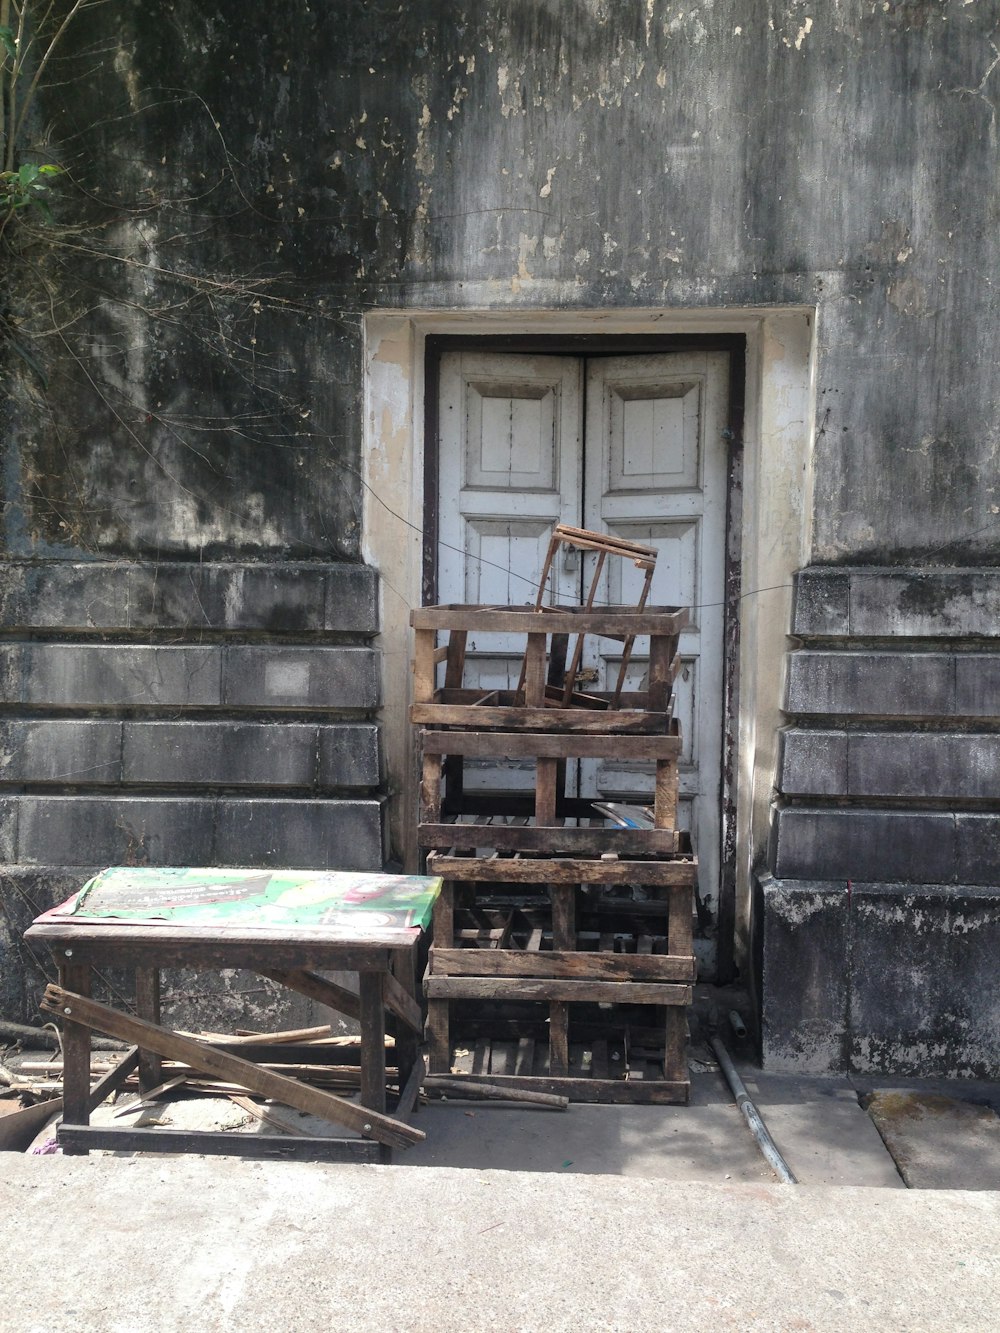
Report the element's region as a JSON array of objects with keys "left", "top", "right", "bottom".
[{"left": 39, "top": 985, "right": 423, "bottom": 1150}]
